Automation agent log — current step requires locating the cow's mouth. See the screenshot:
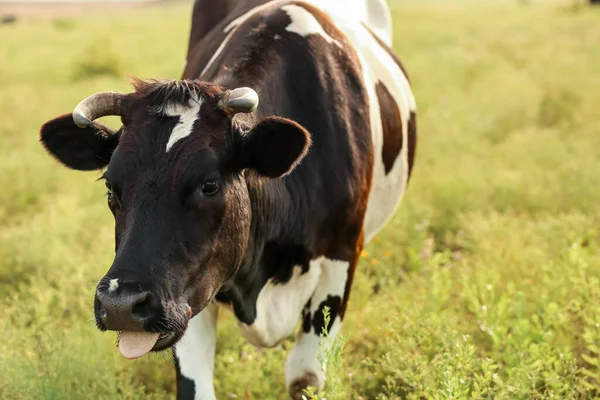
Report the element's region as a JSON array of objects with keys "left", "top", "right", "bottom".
[
  {"left": 153, "top": 330, "right": 183, "bottom": 351},
  {"left": 116, "top": 330, "right": 184, "bottom": 359}
]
